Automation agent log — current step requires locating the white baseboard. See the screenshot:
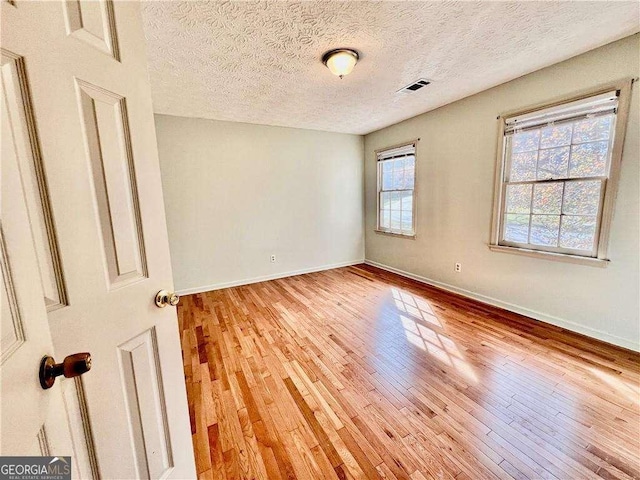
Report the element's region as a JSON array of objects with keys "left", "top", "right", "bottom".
[
  {"left": 175, "top": 259, "right": 364, "bottom": 296},
  {"left": 364, "top": 259, "right": 639, "bottom": 352}
]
